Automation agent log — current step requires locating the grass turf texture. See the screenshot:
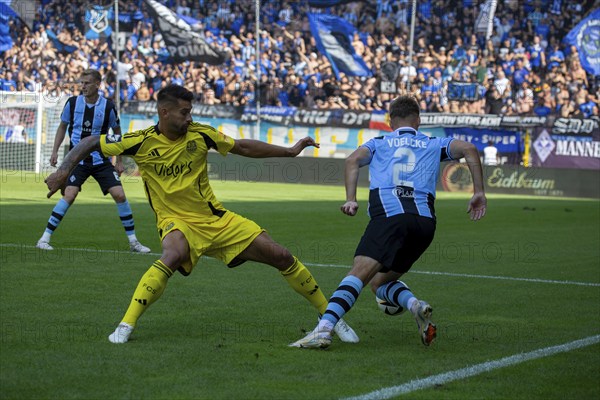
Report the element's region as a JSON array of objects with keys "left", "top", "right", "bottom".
[{"left": 1, "top": 172, "right": 599, "bottom": 399}]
